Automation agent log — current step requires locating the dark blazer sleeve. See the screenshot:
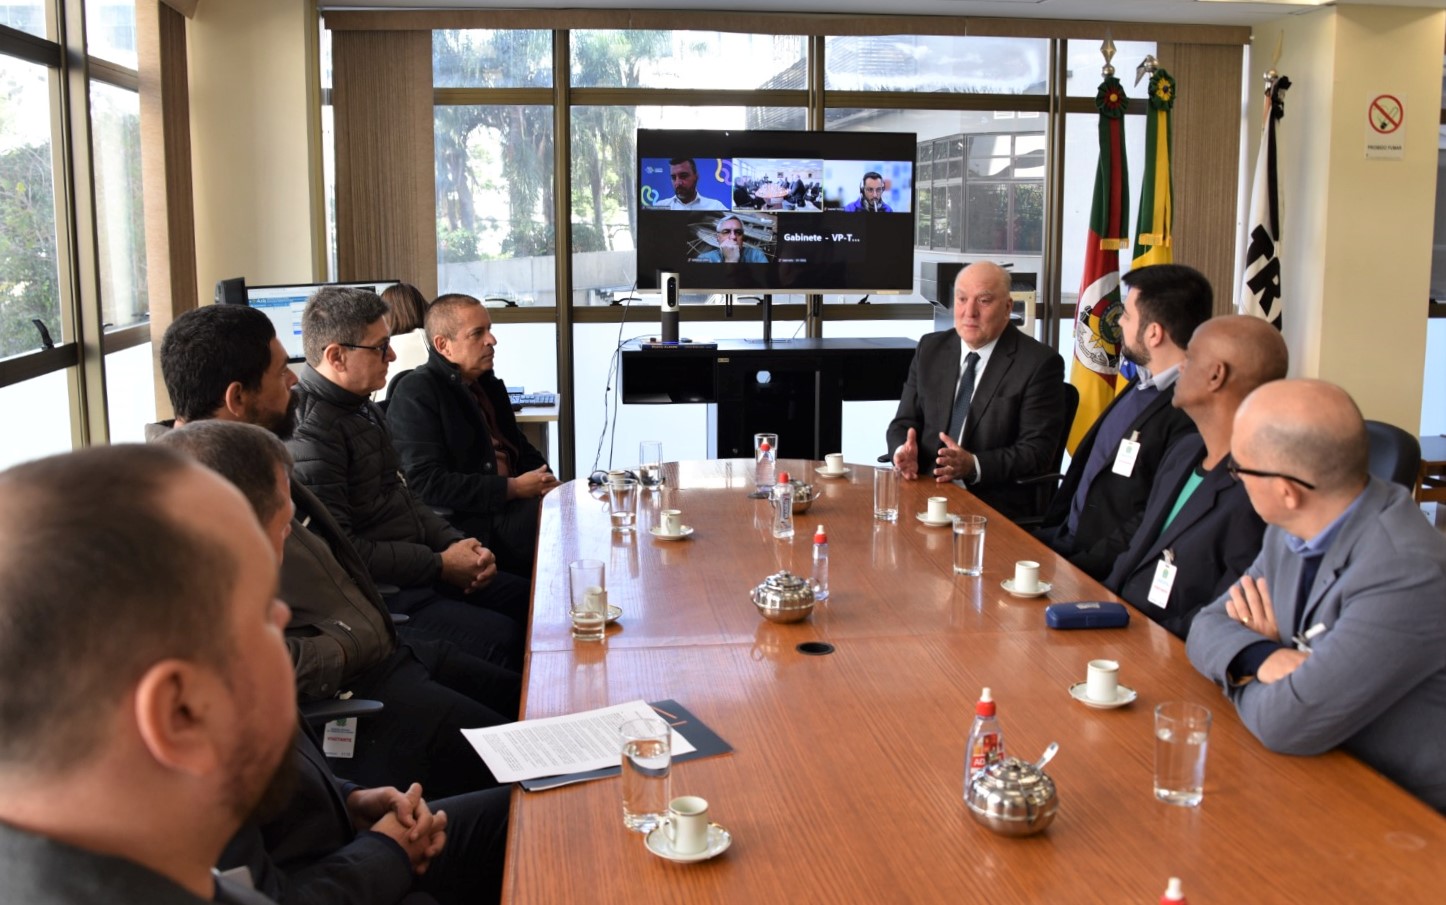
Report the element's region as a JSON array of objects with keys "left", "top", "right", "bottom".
[
  {"left": 886, "top": 339, "right": 931, "bottom": 472},
  {"left": 970, "top": 339, "right": 1066, "bottom": 487}
]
